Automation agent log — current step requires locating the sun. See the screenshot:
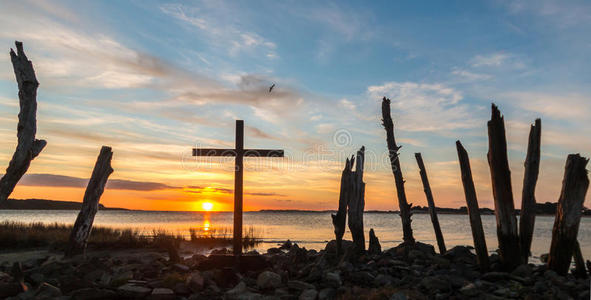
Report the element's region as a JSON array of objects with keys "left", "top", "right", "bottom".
[{"left": 201, "top": 202, "right": 213, "bottom": 211}]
